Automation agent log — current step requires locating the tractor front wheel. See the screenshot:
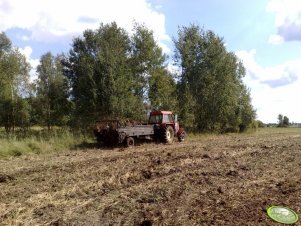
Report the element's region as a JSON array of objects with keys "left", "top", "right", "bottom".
[
  {"left": 178, "top": 131, "right": 186, "bottom": 142},
  {"left": 164, "top": 126, "right": 174, "bottom": 144}
]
